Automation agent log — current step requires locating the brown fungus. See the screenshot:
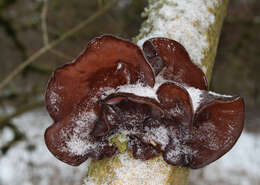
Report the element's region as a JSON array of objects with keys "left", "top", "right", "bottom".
[
  {"left": 143, "top": 38, "right": 208, "bottom": 90},
  {"left": 45, "top": 35, "right": 155, "bottom": 165},
  {"left": 190, "top": 94, "right": 244, "bottom": 168},
  {"left": 44, "top": 36, "right": 244, "bottom": 169}
]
